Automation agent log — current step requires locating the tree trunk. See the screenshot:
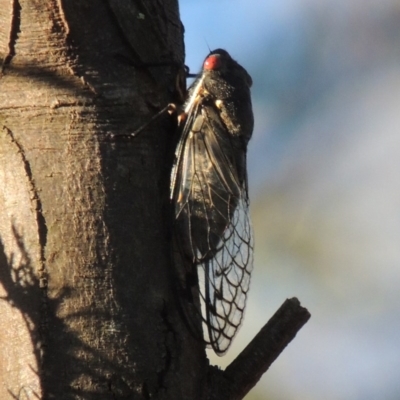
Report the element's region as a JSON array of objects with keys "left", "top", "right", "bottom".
[{"left": 0, "top": 1, "right": 209, "bottom": 398}]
